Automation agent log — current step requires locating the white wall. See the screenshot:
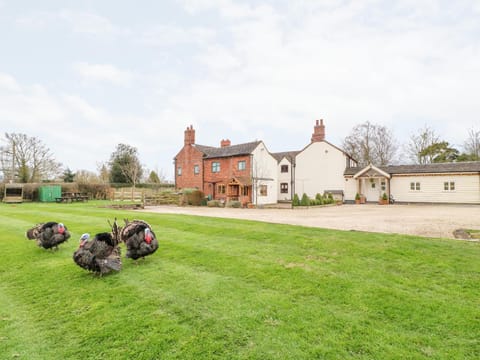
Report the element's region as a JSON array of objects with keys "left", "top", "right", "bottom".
[
  {"left": 251, "top": 142, "right": 279, "bottom": 205},
  {"left": 277, "top": 158, "right": 293, "bottom": 201},
  {"left": 344, "top": 176, "right": 358, "bottom": 201},
  {"left": 391, "top": 174, "right": 480, "bottom": 204},
  {"left": 295, "top": 141, "right": 348, "bottom": 199}
]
